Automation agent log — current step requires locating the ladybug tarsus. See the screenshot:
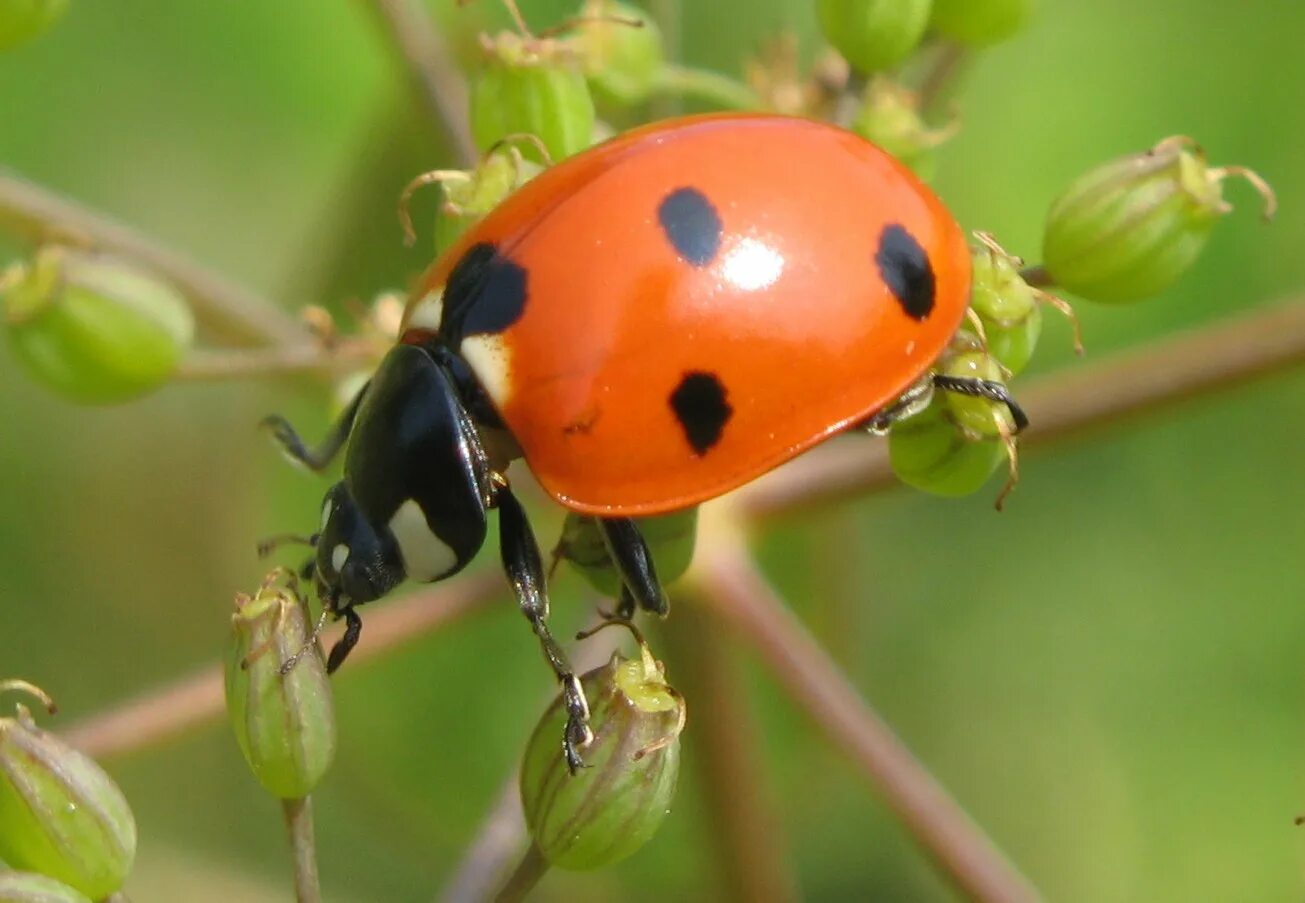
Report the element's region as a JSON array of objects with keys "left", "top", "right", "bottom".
[
  {"left": 932, "top": 375, "right": 1030, "bottom": 433},
  {"left": 325, "top": 606, "right": 363, "bottom": 674},
  {"left": 596, "top": 518, "right": 670, "bottom": 616}
]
